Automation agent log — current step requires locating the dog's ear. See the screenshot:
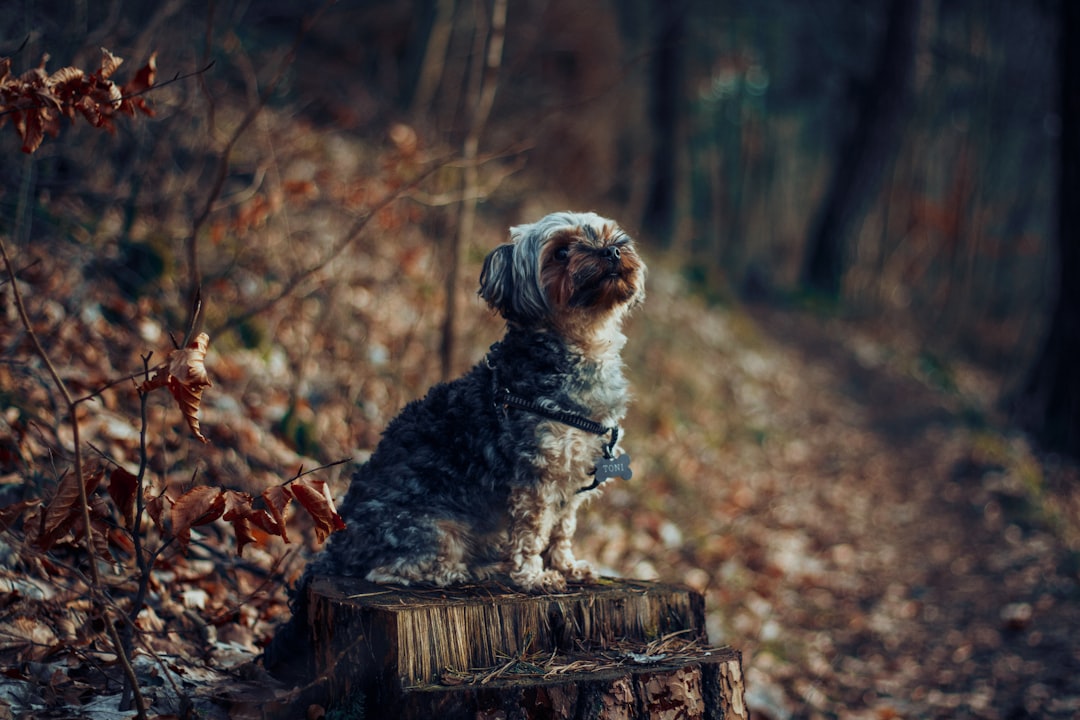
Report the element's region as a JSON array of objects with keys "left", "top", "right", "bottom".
[
  {"left": 478, "top": 242, "right": 549, "bottom": 324},
  {"left": 478, "top": 243, "right": 516, "bottom": 318}
]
